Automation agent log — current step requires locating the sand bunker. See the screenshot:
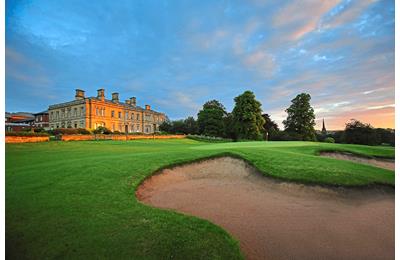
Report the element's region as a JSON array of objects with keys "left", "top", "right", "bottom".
[
  {"left": 136, "top": 157, "right": 394, "bottom": 260},
  {"left": 320, "top": 151, "right": 395, "bottom": 171}
]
